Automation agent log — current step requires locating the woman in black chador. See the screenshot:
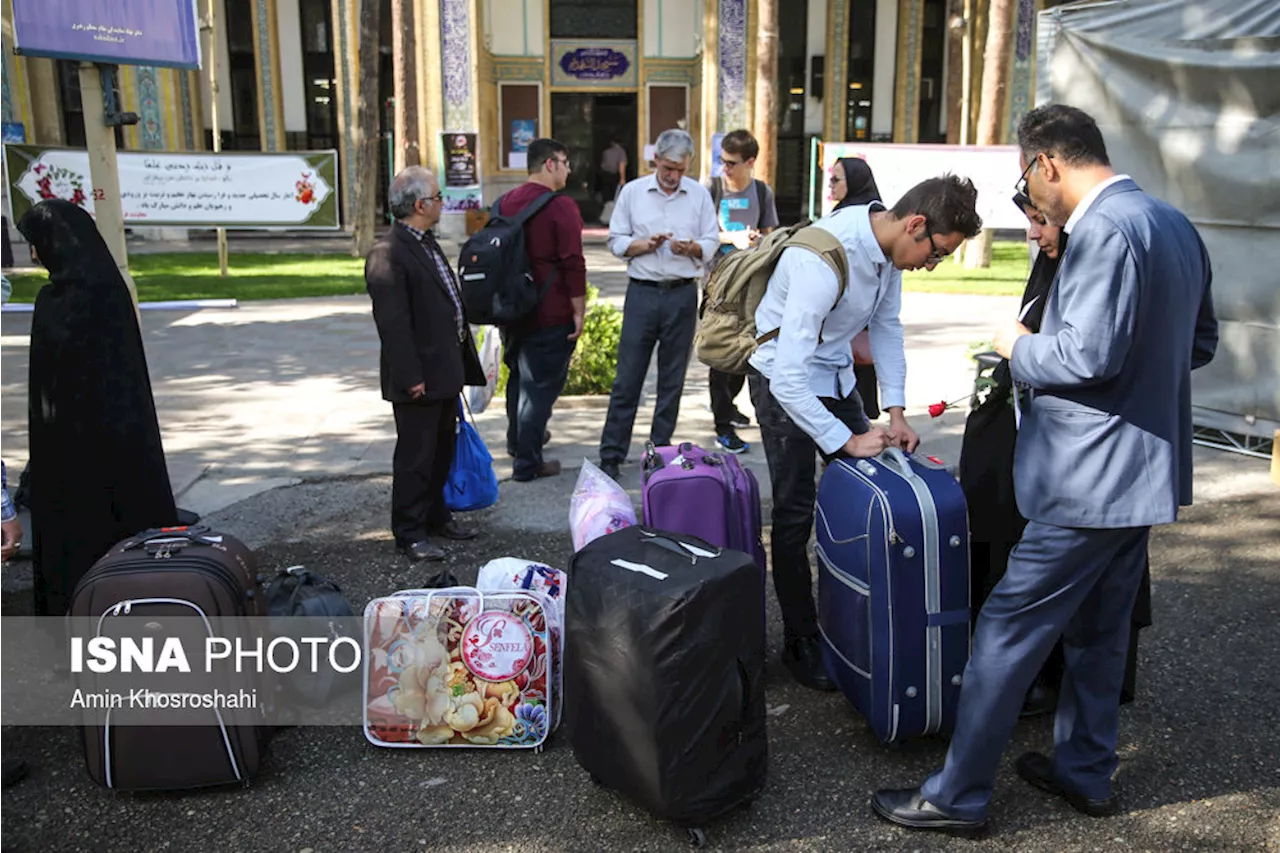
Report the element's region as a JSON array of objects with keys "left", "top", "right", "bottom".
[
  {"left": 829, "top": 157, "right": 884, "bottom": 421},
  {"left": 18, "top": 199, "right": 178, "bottom": 616},
  {"left": 959, "top": 194, "right": 1151, "bottom": 716}
]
